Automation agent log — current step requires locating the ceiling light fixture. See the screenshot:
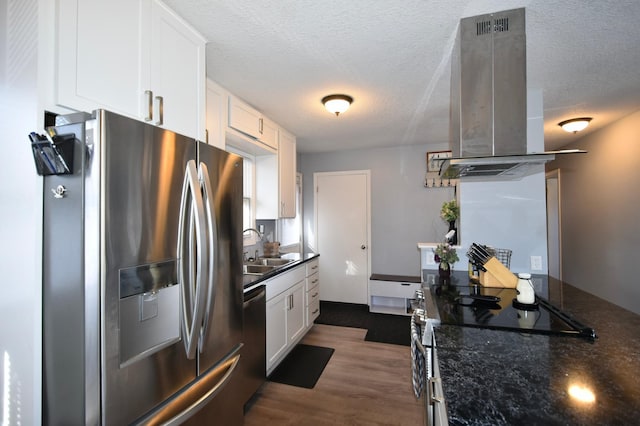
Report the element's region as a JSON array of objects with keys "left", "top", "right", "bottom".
[
  {"left": 322, "top": 94, "right": 353, "bottom": 116},
  {"left": 558, "top": 117, "right": 592, "bottom": 134}
]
